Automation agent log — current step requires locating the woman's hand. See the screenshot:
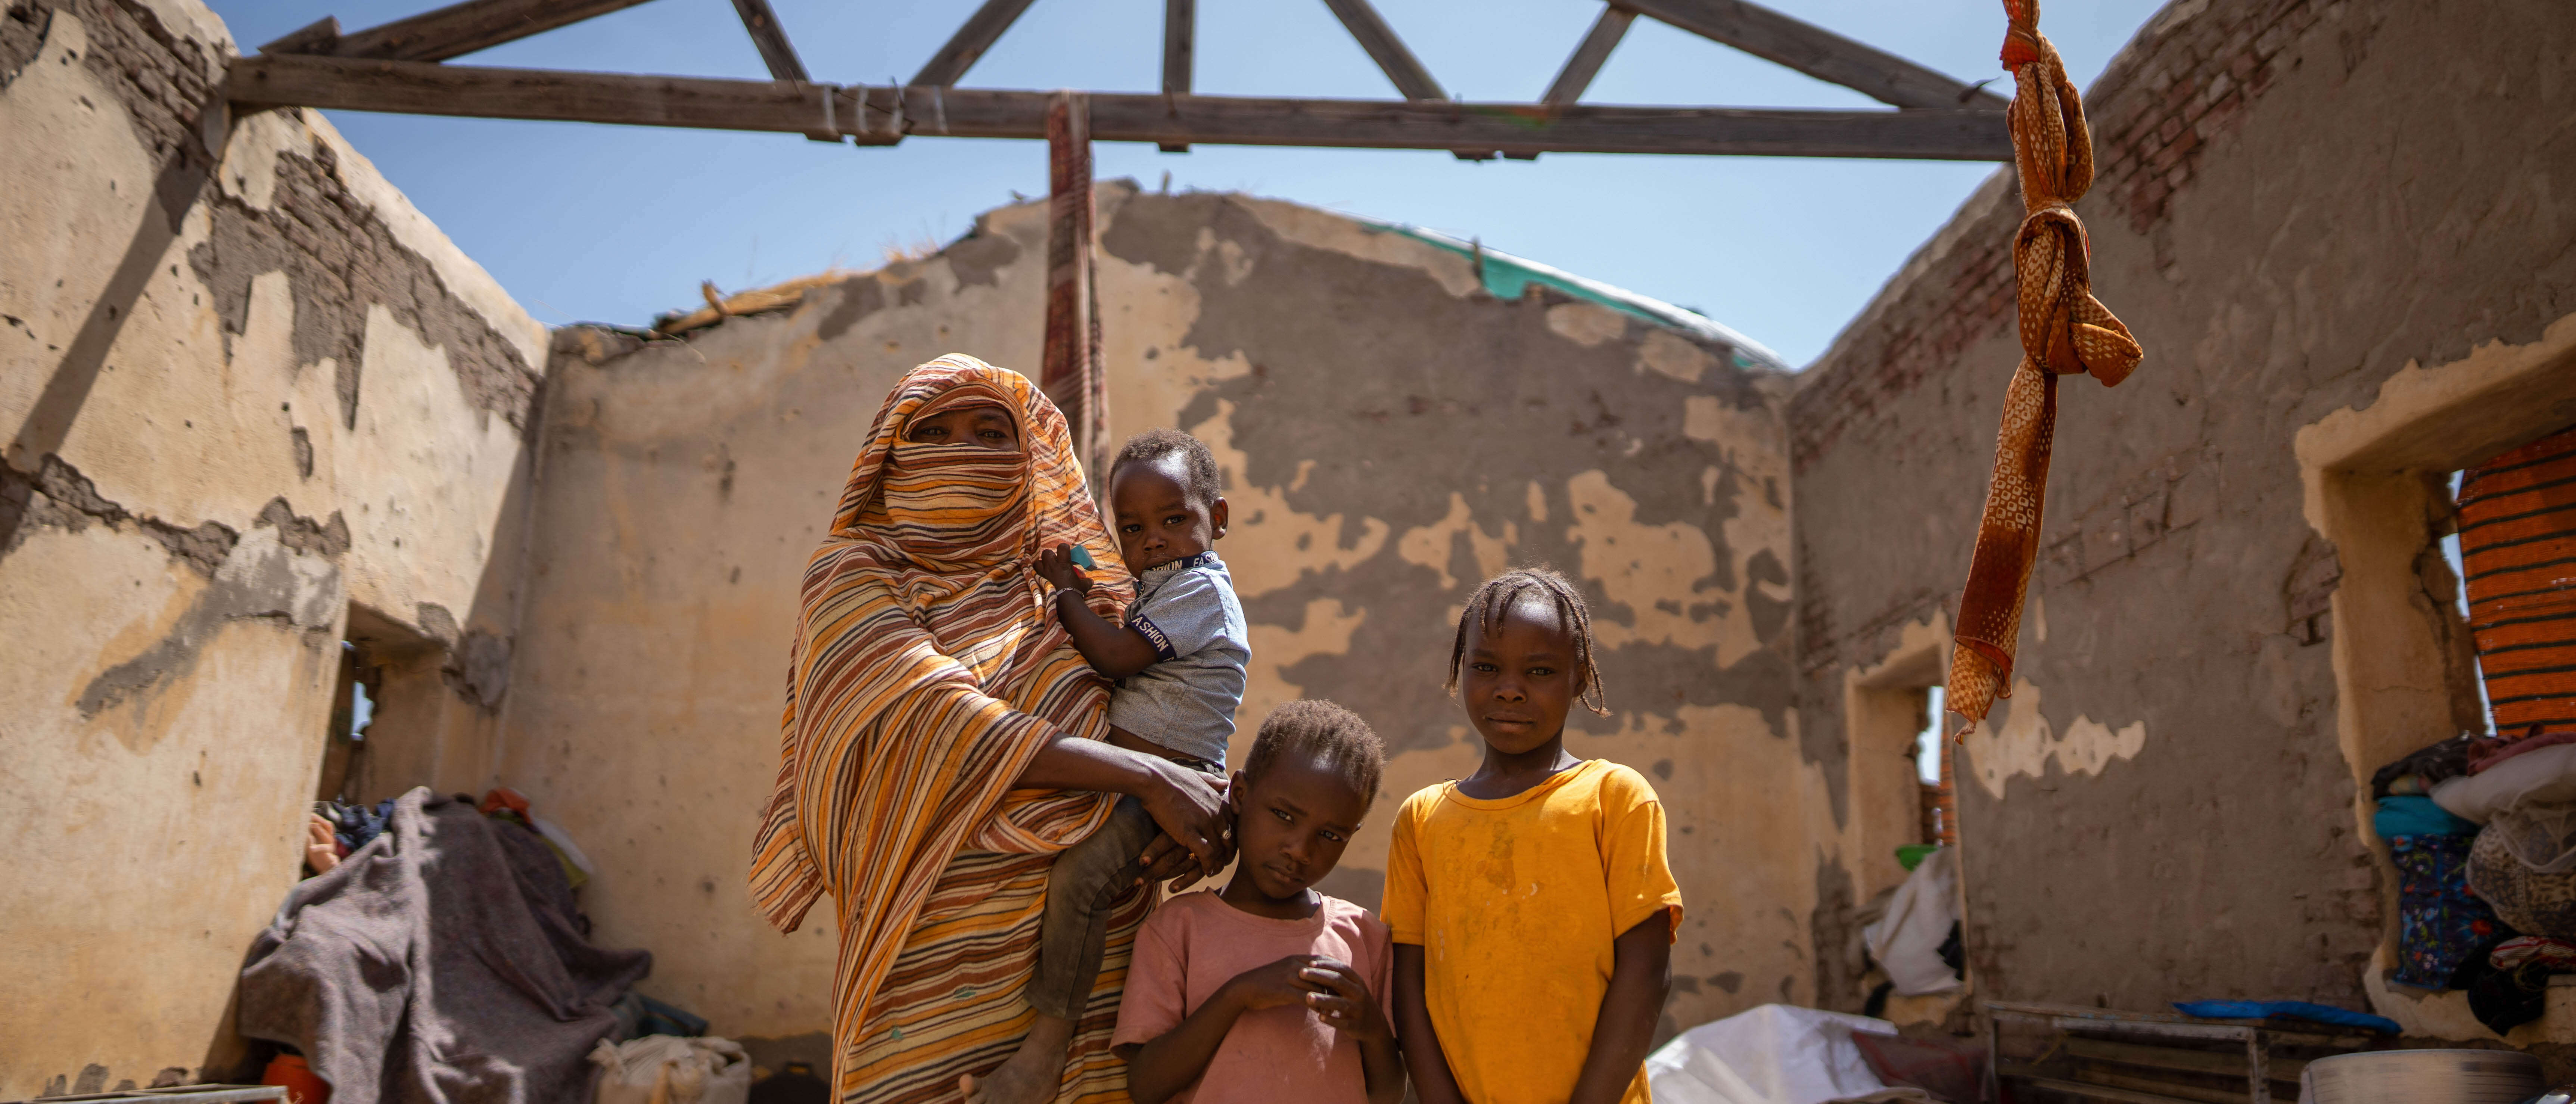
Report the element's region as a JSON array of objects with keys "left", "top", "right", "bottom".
[
  {"left": 1300, "top": 959, "right": 1392, "bottom": 1042},
  {"left": 1035, "top": 544, "right": 1095, "bottom": 595},
  {"left": 1135, "top": 834, "right": 1205, "bottom": 887},
  {"left": 1135, "top": 759, "right": 1228, "bottom": 874},
  {"left": 1134, "top": 778, "right": 1239, "bottom": 887}
]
